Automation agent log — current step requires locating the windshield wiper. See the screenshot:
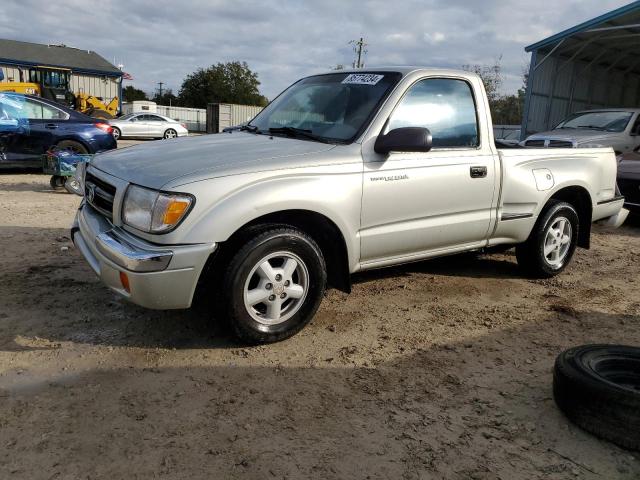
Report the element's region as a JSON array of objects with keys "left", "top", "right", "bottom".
[
  {"left": 577, "top": 125, "right": 605, "bottom": 131},
  {"left": 268, "top": 126, "right": 330, "bottom": 144}
]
